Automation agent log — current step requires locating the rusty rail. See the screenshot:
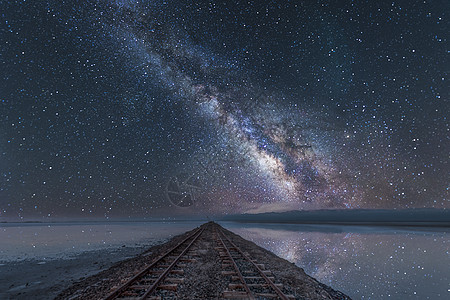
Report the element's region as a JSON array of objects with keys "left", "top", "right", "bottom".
[
  {"left": 215, "top": 228, "right": 256, "bottom": 300},
  {"left": 217, "top": 228, "right": 292, "bottom": 300},
  {"left": 104, "top": 226, "right": 204, "bottom": 300}
]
